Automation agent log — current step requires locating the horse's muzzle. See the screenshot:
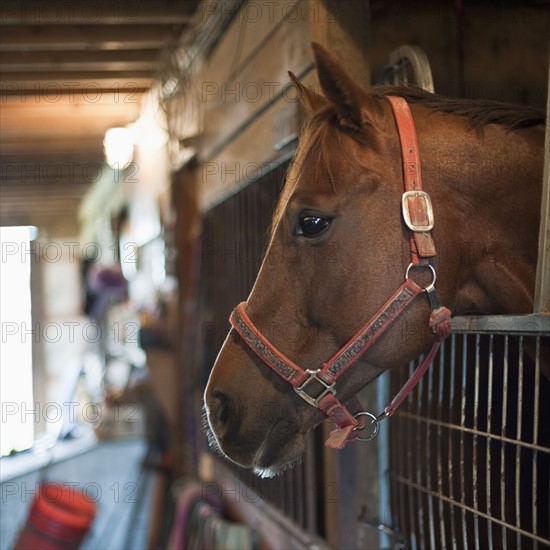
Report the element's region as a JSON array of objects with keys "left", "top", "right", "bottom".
[{"left": 204, "top": 383, "right": 306, "bottom": 472}]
